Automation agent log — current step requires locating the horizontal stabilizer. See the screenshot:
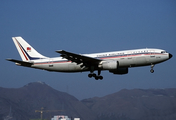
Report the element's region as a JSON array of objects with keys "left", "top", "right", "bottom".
[{"left": 6, "top": 59, "right": 33, "bottom": 67}]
